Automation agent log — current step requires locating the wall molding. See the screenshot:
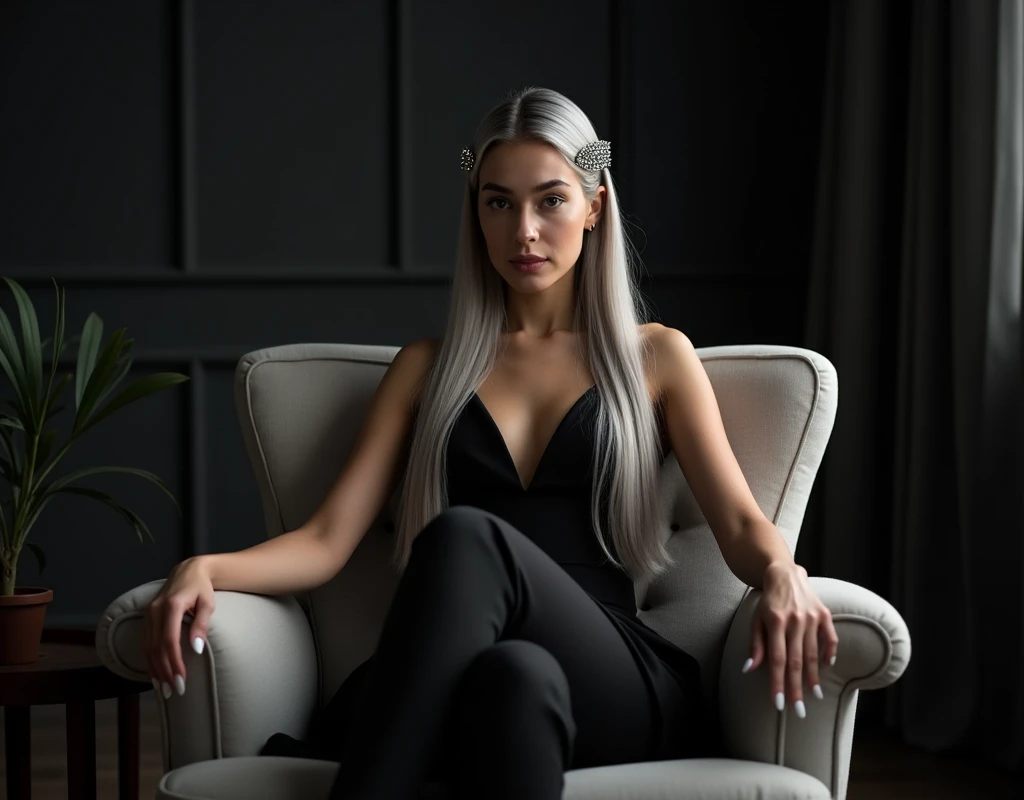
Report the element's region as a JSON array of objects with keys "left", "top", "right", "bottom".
[{"left": 1, "top": 267, "right": 804, "bottom": 286}]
